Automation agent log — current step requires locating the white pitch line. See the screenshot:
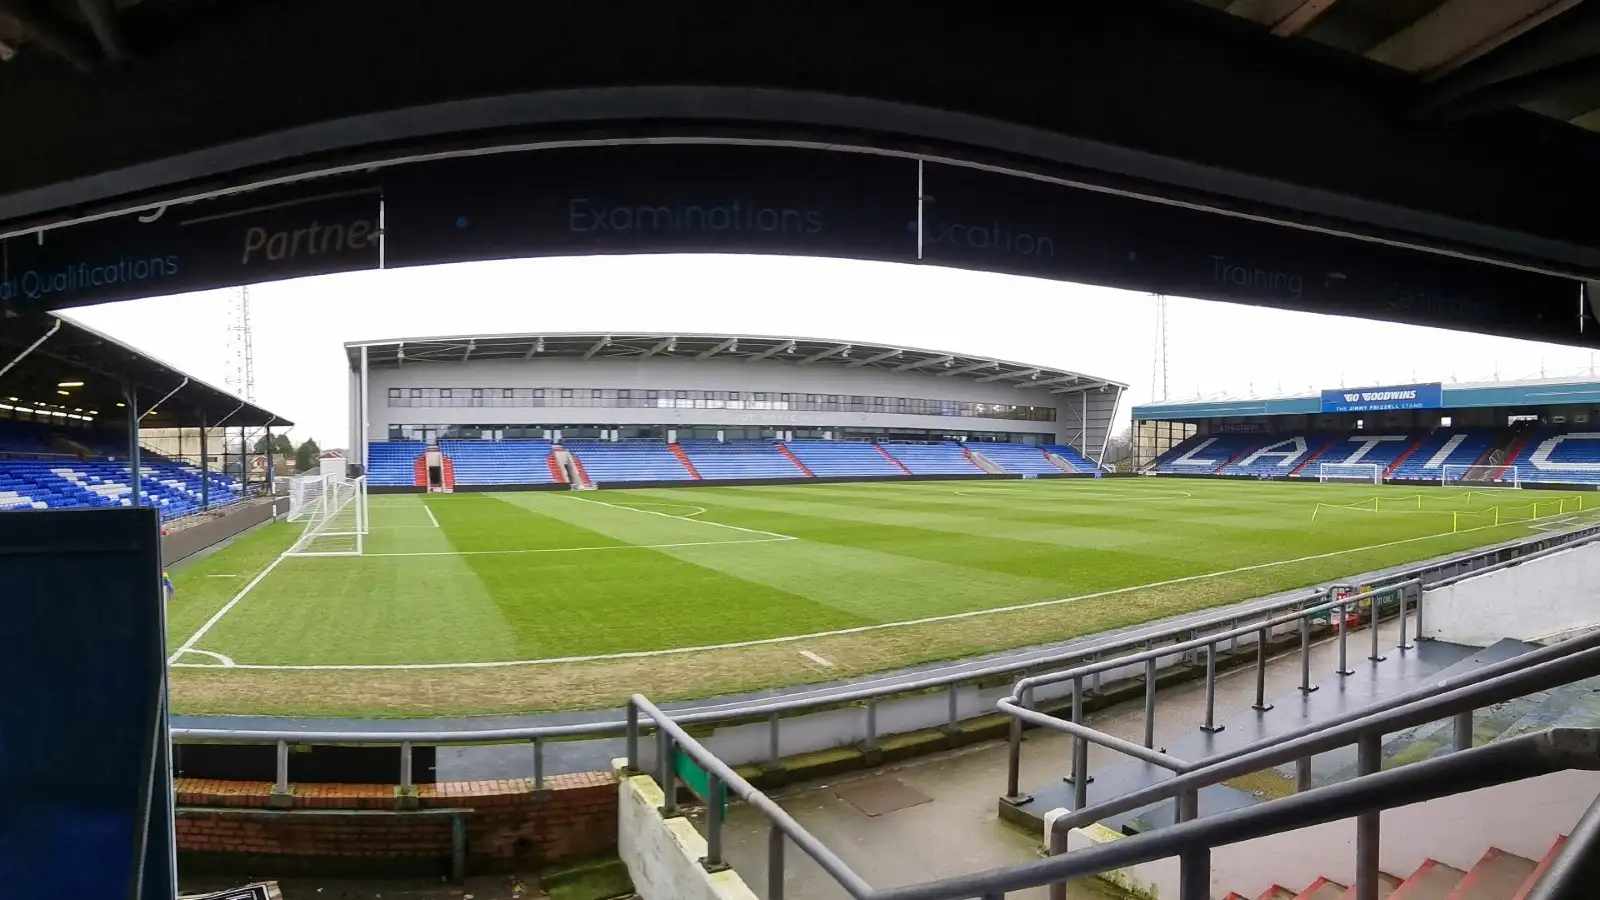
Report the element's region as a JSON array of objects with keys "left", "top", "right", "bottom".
[
  {"left": 167, "top": 554, "right": 287, "bottom": 664},
  {"left": 172, "top": 648, "right": 237, "bottom": 666},
  {"left": 167, "top": 519, "right": 1515, "bottom": 671},
  {"left": 352, "top": 536, "right": 793, "bottom": 558},
  {"left": 424, "top": 504, "right": 440, "bottom": 528},
  {"left": 205, "top": 574, "right": 242, "bottom": 578},
  {"left": 563, "top": 493, "right": 795, "bottom": 540},
  {"left": 799, "top": 649, "right": 834, "bottom": 668}
]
